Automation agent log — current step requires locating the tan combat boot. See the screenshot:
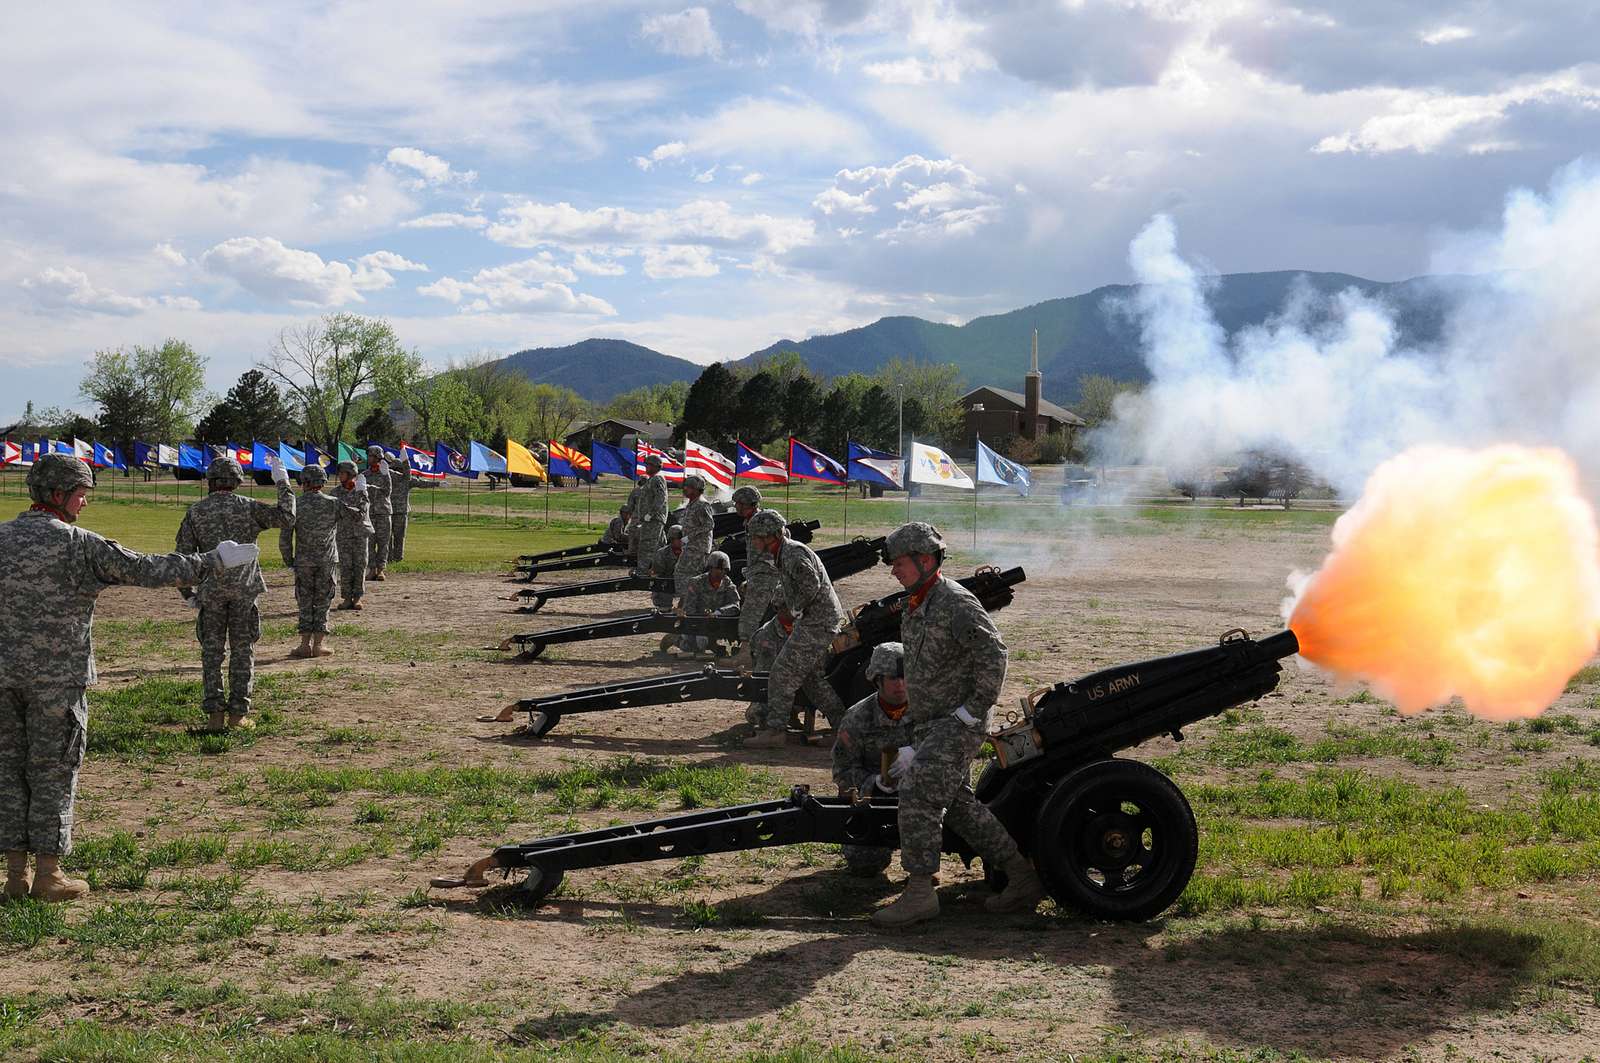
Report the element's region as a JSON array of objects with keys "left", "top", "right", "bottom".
[
  {"left": 744, "top": 728, "right": 789, "bottom": 749},
  {"left": 4, "top": 850, "right": 30, "bottom": 900},
  {"left": 290, "top": 635, "right": 316, "bottom": 659},
  {"left": 199, "top": 711, "right": 229, "bottom": 734},
  {"left": 30, "top": 855, "right": 89, "bottom": 903},
  {"left": 314, "top": 634, "right": 332, "bottom": 657},
  {"left": 985, "top": 858, "right": 1047, "bottom": 913},
  {"left": 226, "top": 711, "right": 255, "bottom": 731},
  {"left": 870, "top": 874, "right": 940, "bottom": 927}
]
